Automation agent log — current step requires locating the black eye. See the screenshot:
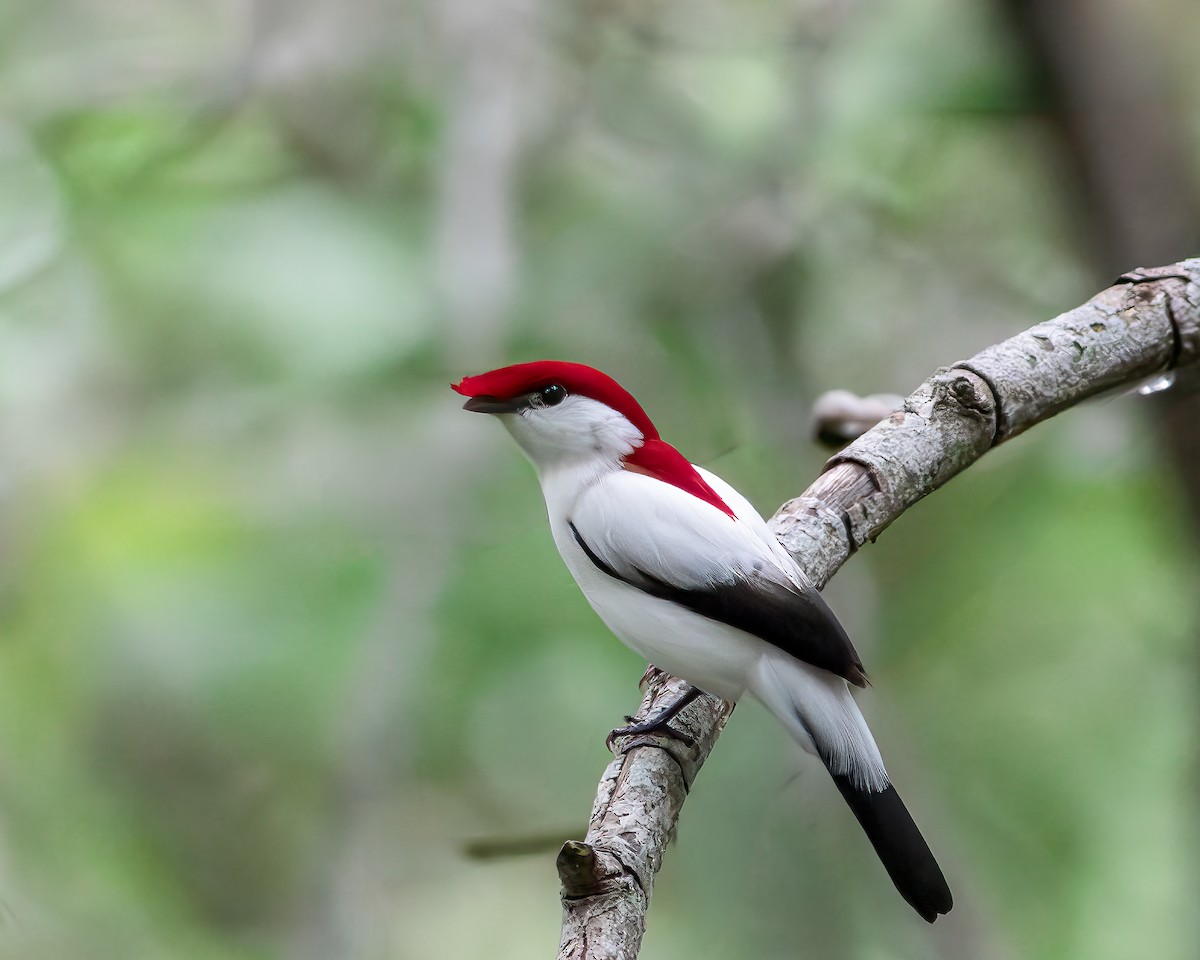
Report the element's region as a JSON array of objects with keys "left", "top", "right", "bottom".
[{"left": 537, "top": 384, "right": 567, "bottom": 407}]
